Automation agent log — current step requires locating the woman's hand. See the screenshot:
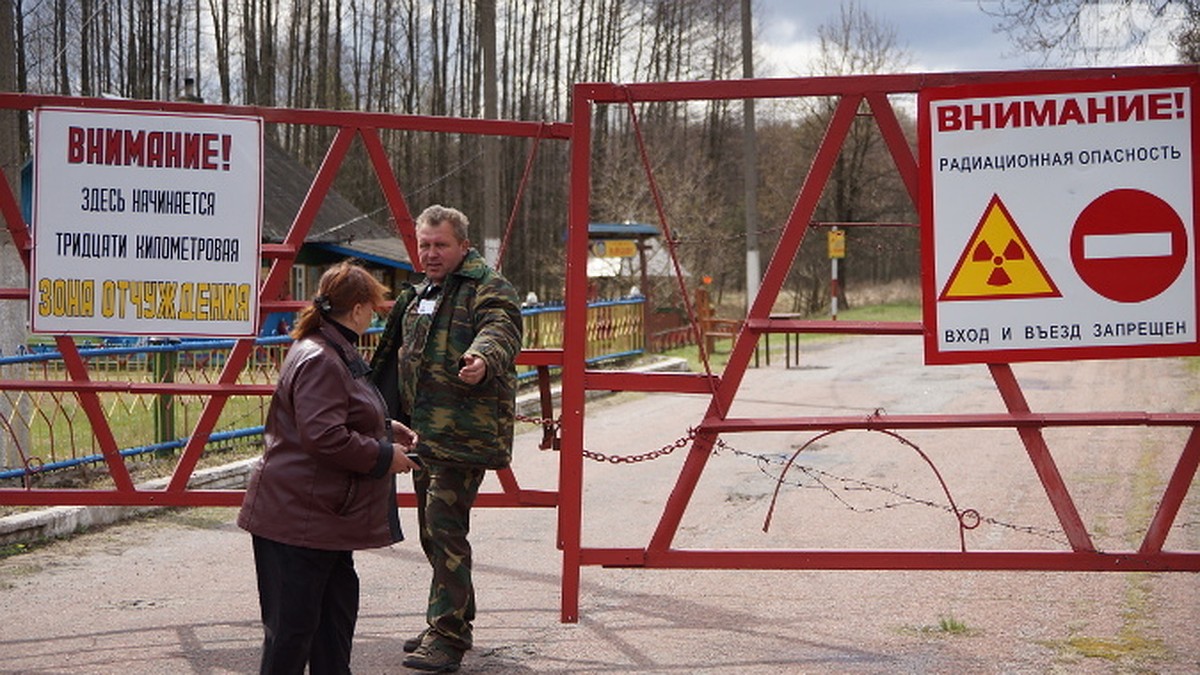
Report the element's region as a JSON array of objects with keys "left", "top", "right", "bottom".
[
  {"left": 387, "top": 420, "right": 421, "bottom": 473},
  {"left": 390, "top": 449, "right": 422, "bottom": 474}
]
